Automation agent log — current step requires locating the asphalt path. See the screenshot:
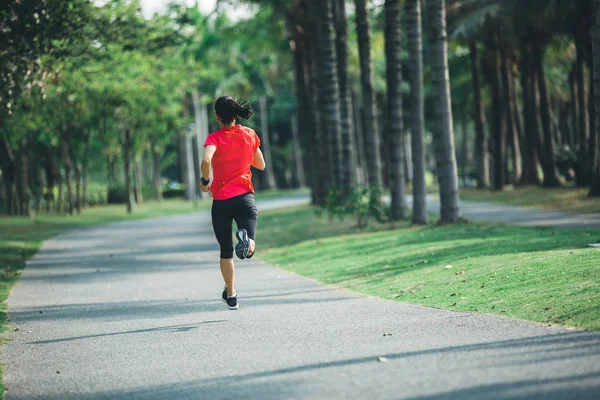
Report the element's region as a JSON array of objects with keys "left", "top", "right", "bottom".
[{"left": 2, "top": 194, "right": 600, "bottom": 399}]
